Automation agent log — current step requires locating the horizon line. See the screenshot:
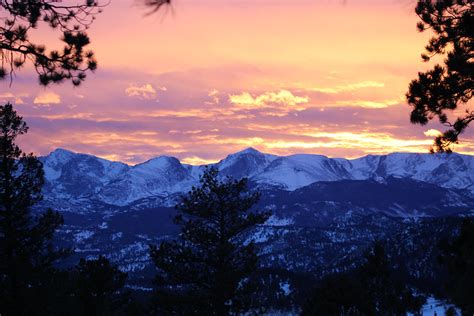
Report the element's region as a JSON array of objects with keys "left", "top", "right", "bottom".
[{"left": 40, "top": 147, "right": 472, "bottom": 167}]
